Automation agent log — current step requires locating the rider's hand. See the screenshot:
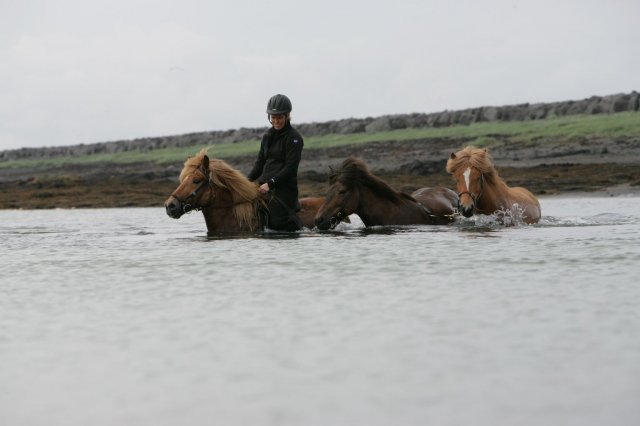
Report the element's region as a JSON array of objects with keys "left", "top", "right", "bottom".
[{"left": 259, "top": 183, "right": 270, "bottom": 194}]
